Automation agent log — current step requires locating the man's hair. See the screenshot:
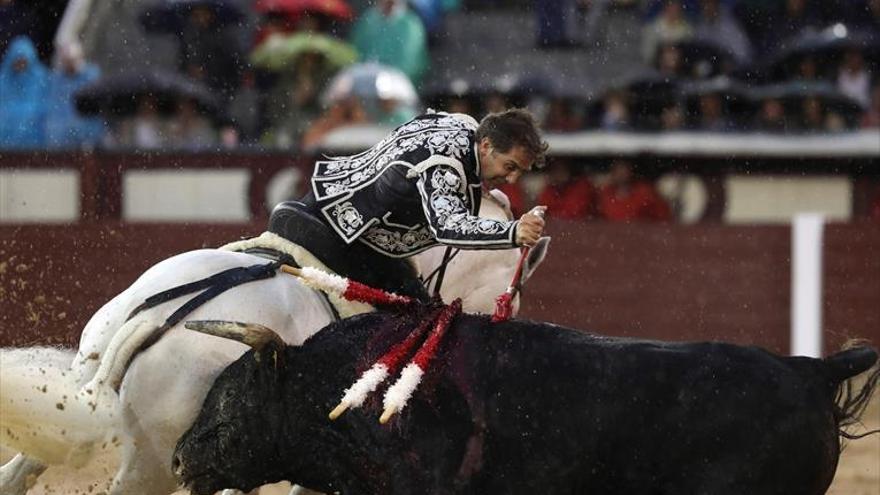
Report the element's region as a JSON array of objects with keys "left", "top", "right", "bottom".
[{"left": 475, "top": 108, "right": 548, "bottom": 168}]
